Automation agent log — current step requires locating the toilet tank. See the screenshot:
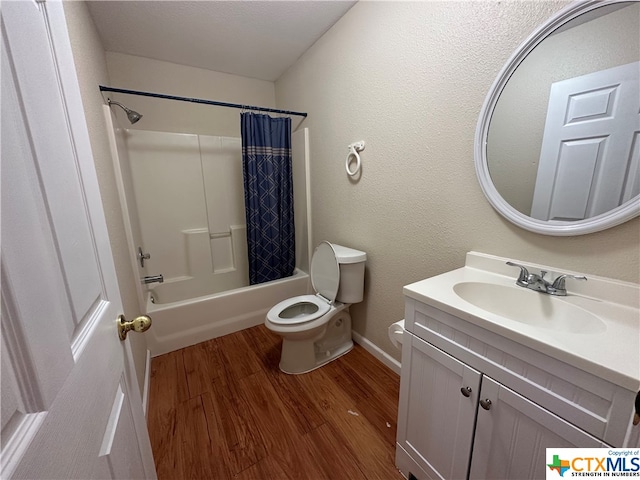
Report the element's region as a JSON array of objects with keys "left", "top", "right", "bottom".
[{"left": 331, "top": 244, "right": 367, "bottom": 304}]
